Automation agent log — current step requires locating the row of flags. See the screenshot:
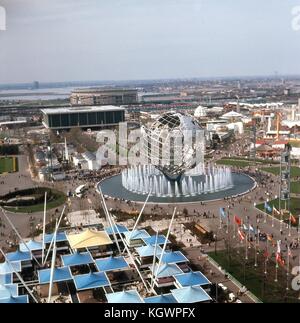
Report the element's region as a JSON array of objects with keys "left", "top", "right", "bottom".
[
  {"left": 219, "top": 206, "right": 295, "bottom": 269},
  {"left": 265, "top": 202, "right": 297, "bottom": 225}
]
